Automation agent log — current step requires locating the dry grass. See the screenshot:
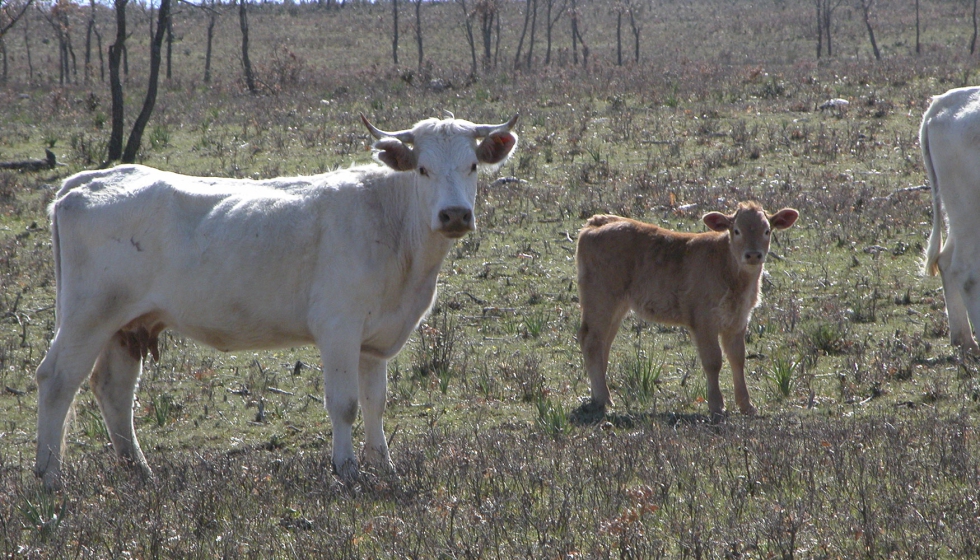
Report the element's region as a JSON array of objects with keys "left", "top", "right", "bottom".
[{"left": 2, "top": 0, "right": 980, "bottom": 556}]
